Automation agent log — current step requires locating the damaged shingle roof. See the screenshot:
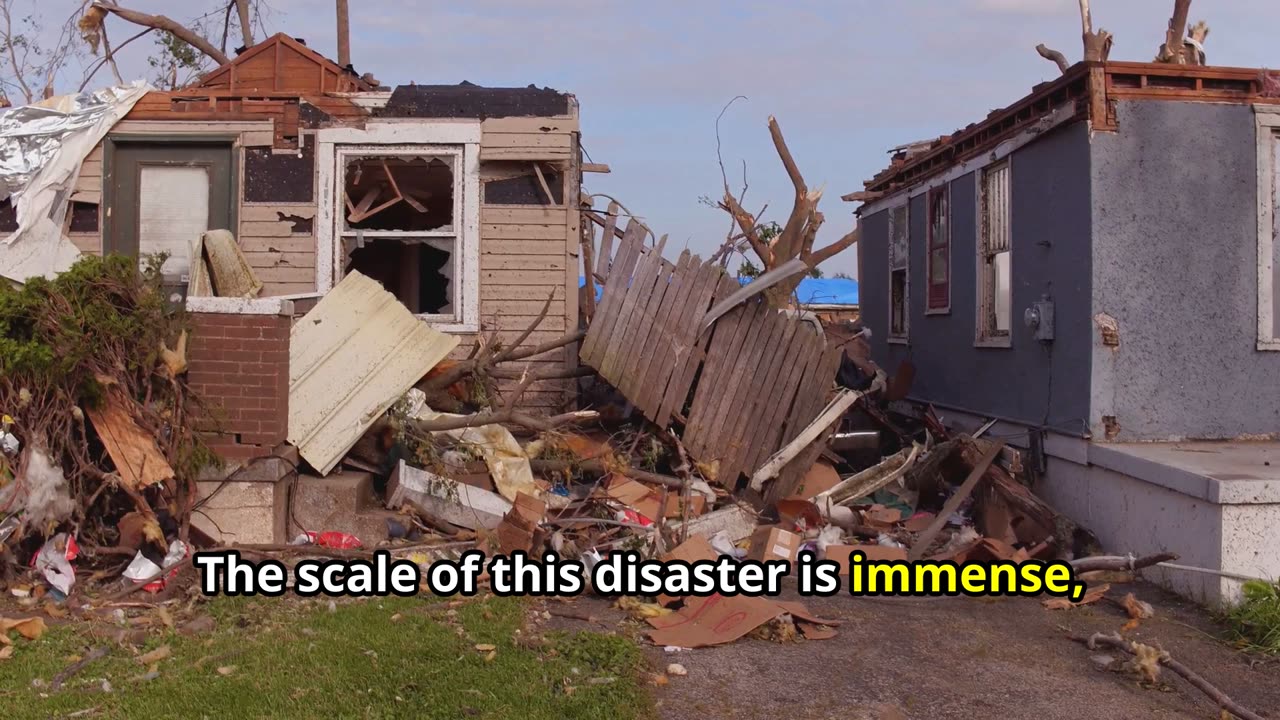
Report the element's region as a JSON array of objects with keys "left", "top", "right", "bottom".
[{"left": 376, "top": 82, "right": 572, "bottom": 119}]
